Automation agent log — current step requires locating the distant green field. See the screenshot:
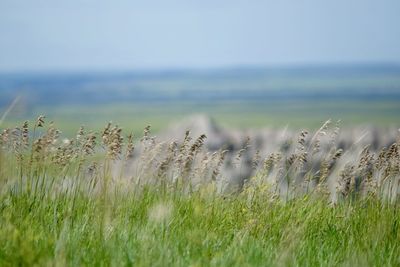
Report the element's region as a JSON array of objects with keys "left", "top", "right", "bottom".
[
  {"left": 2, "top": 98, "right": 400, "bottom": 136},
  {"left": 1, "top": 65, "right": 400, "bottom": 135}
]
